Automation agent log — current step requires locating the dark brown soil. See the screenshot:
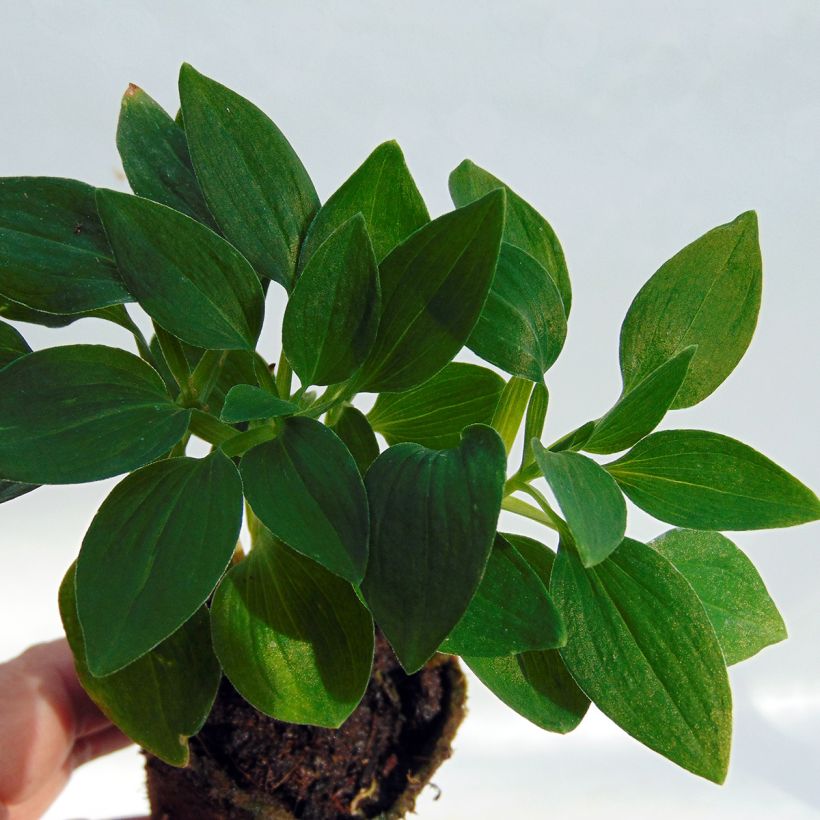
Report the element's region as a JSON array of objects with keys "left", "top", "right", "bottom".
[{"left": 146, "top": 633, "right": 467, "bottom": 819}]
